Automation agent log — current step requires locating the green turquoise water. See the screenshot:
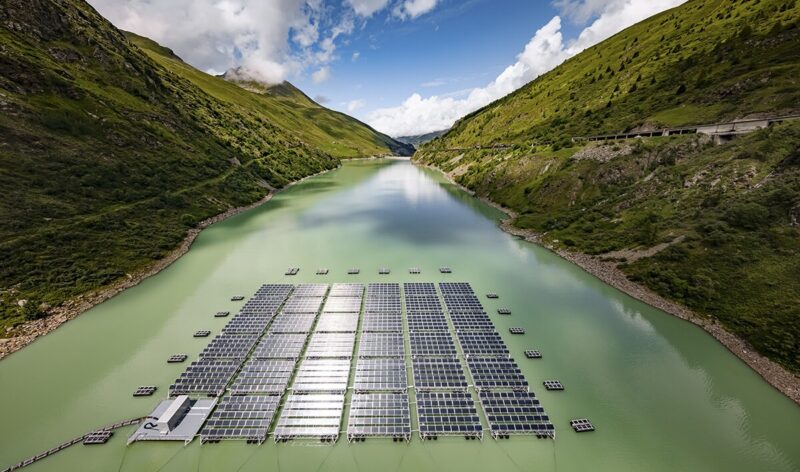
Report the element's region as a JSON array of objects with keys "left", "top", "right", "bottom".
[{"left": 1, "top": 158, "right": 798, "bottom": 471}]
